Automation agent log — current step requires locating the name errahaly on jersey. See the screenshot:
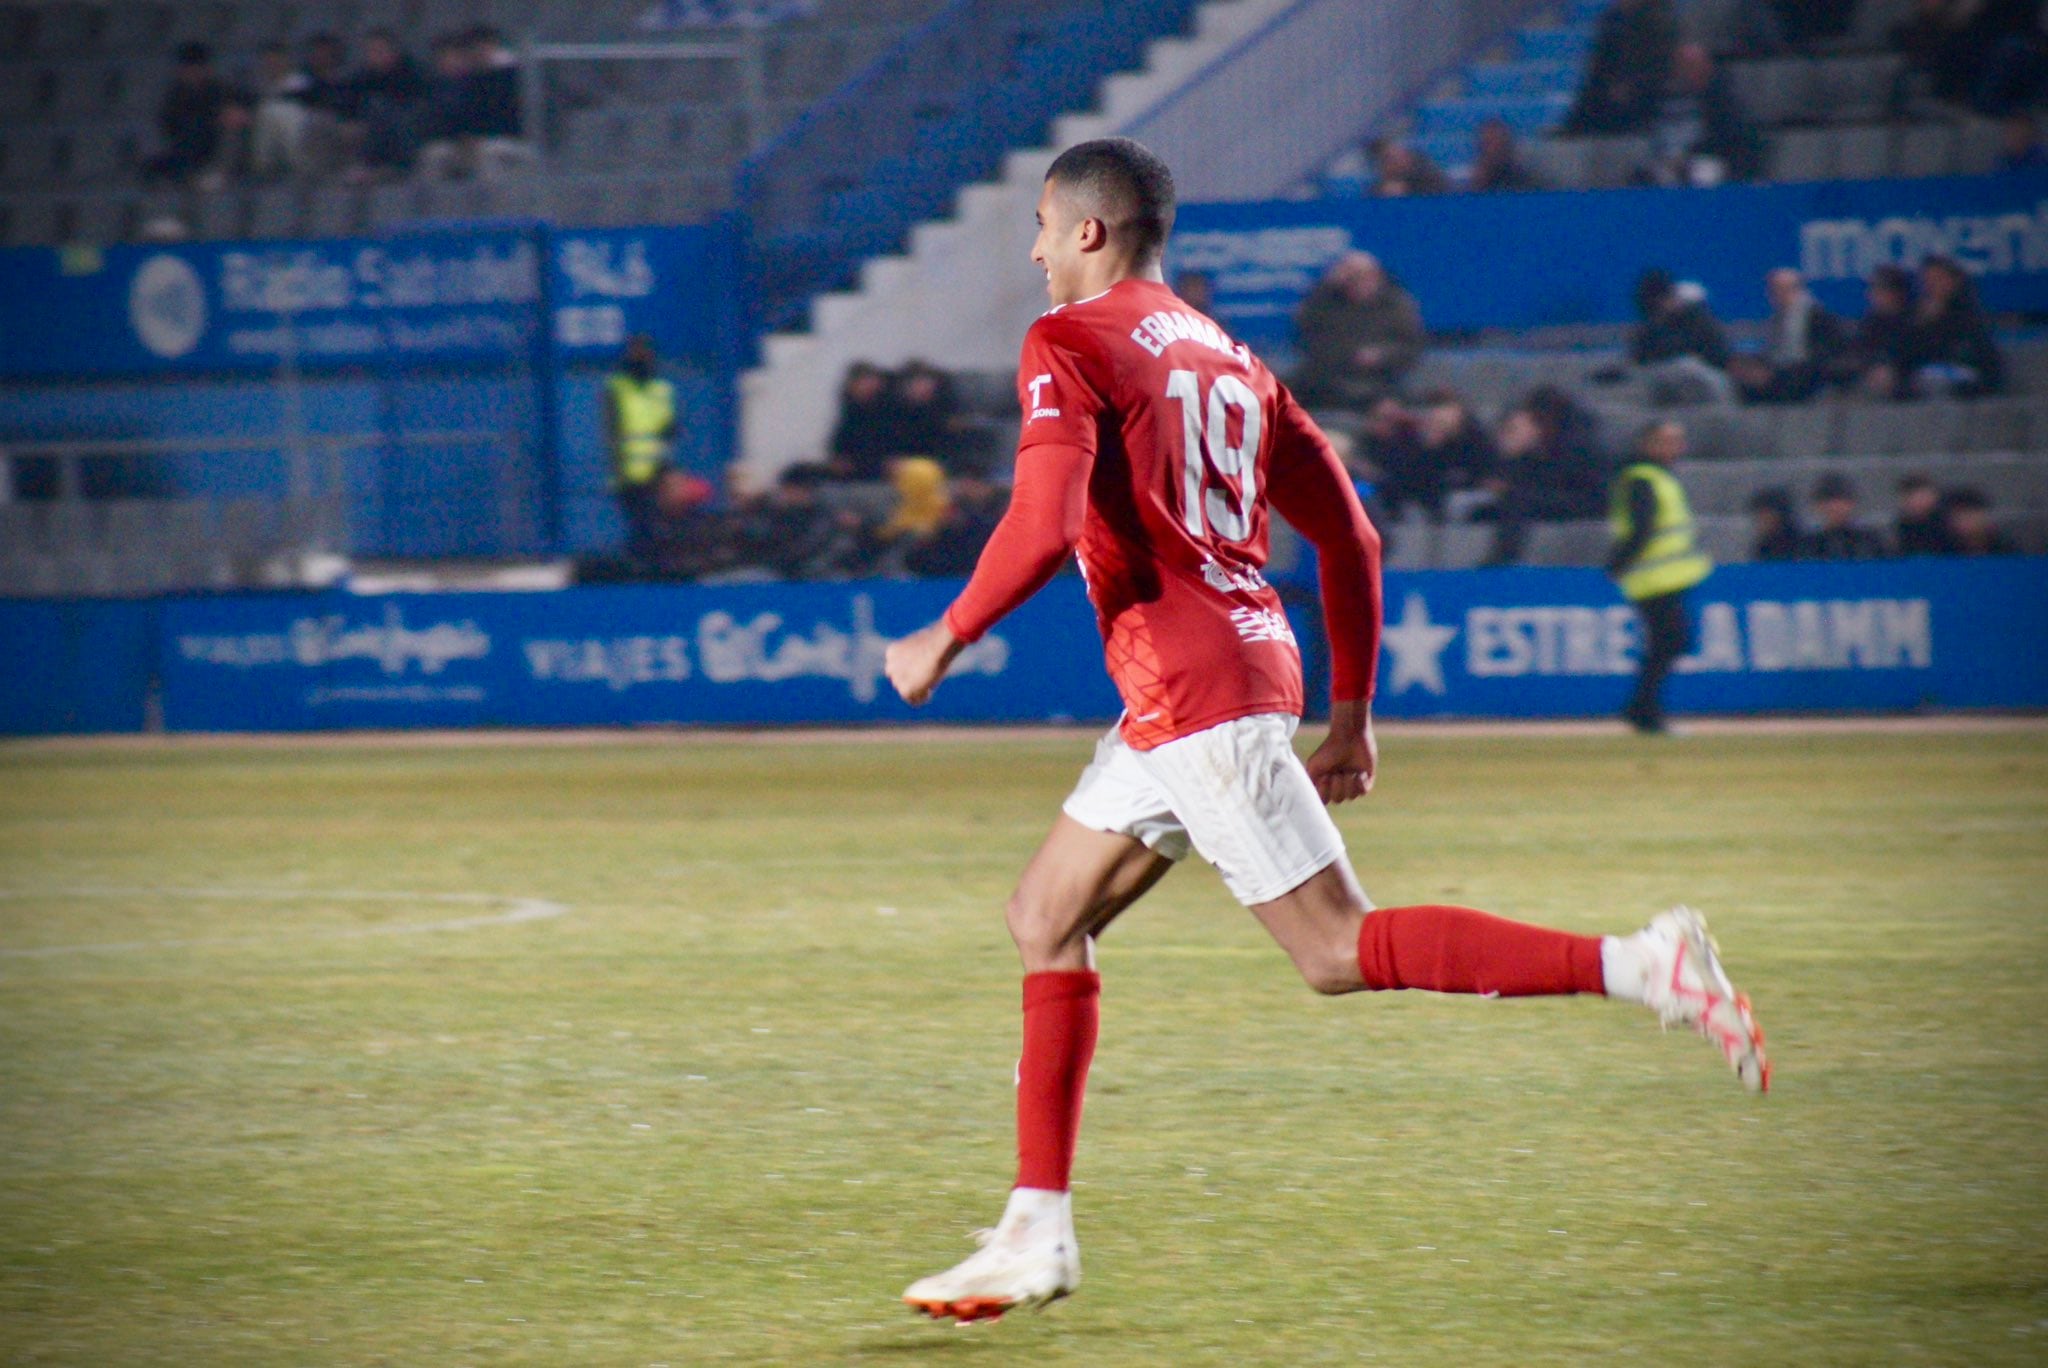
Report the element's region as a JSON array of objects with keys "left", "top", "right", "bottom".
[{"left": 1127, "top": 308, "right": 1250, "bottom": 366}]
